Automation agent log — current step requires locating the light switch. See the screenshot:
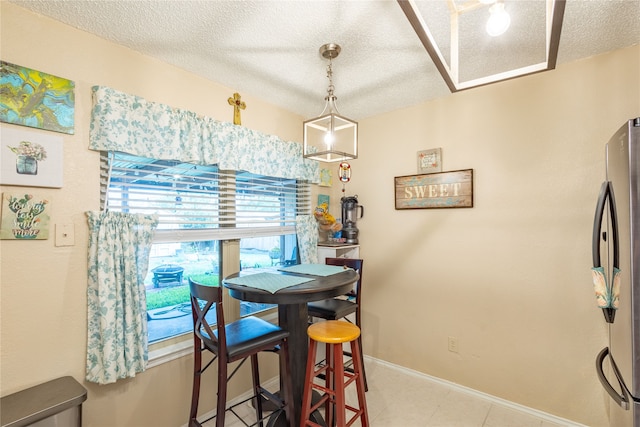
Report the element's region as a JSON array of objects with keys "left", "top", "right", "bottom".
[{"left": 55, "top": 223, "right": 75, "bottom": 247}]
